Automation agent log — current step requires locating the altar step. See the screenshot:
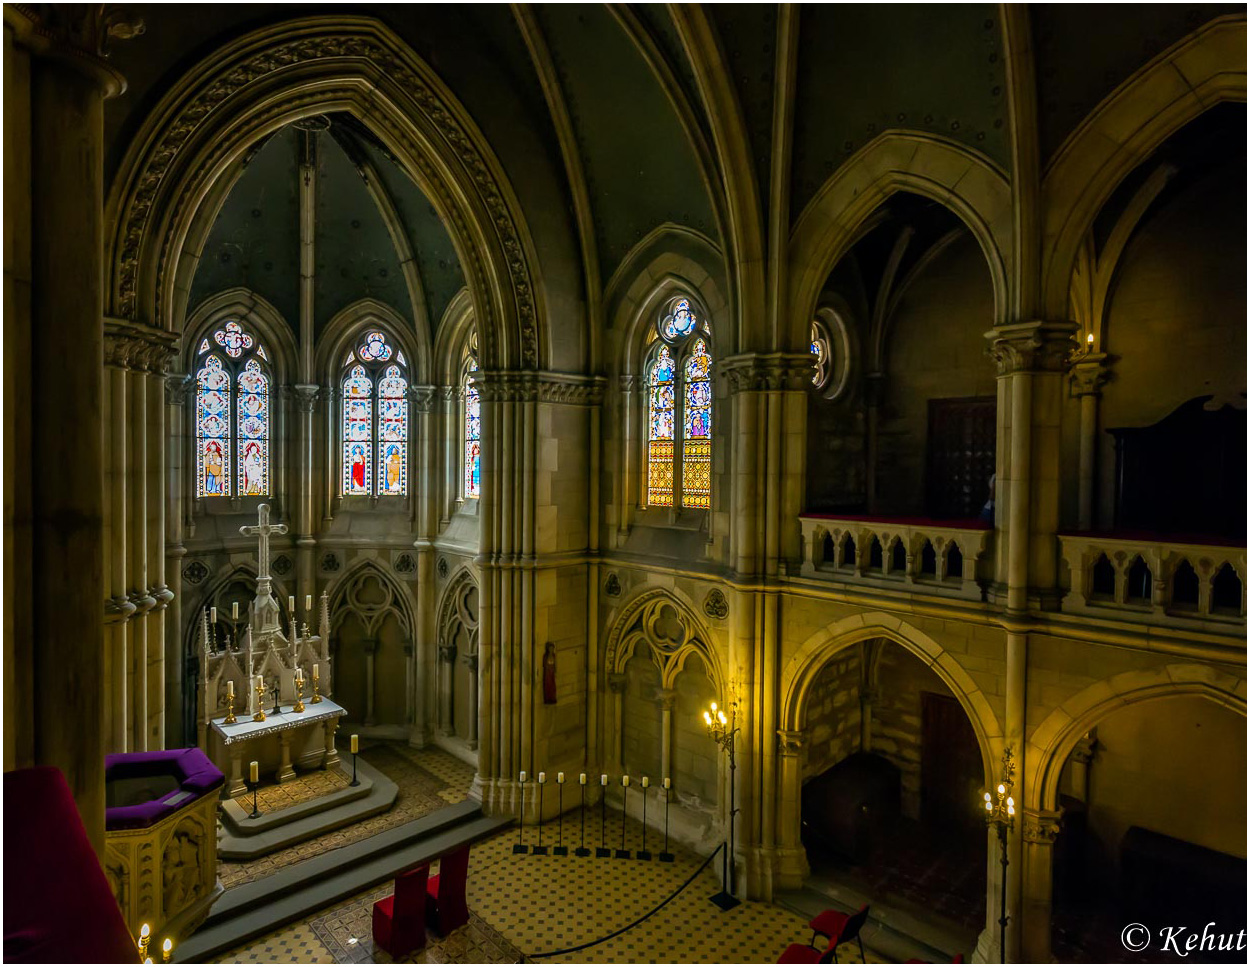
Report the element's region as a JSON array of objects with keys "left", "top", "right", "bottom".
[
  {"left": 216, "top": 757, "right": 398, "bottom": 860},
  {"left": 177, "top": 800, "right": 510, "bottom": 963},
  {"left": 775, "top": 876, "right": 976, "bottom": 965}
]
